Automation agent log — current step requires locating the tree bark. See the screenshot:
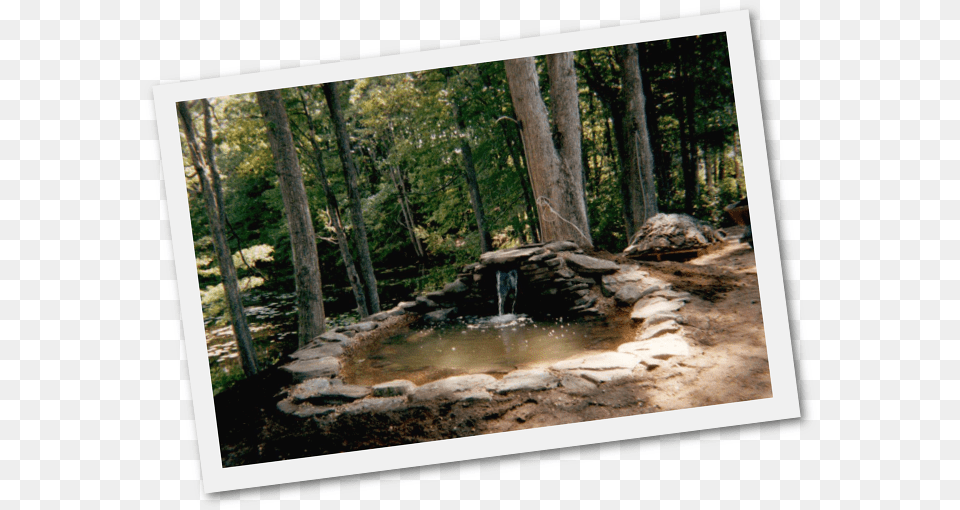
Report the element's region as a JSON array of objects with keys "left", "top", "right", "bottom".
[
  {"left": 616, "top": 44, "right": 659, "bottom": 237},
  {"left": 638, "top": 43, "right": 671, "bottom": 206},
  {"left": 322, "top": 82, "right": 381, "bottom": 313},
  {"left": 499, "top": 121, "right": 540, "bottom": 243},
  {"left": 450, "top": 99, "right": 493, "bottom": 253},
  {"left": 297, "top": 89, "right": 369, "bottom": 319},
  {"left": 677, "top": 39, "right": 698, "bottom": 215},
  {"left": 256, "top": 90, "right": 326, "bottom": 348},
  {"left": 177, "top": 101, "right": 259, "bottom": 376}
]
